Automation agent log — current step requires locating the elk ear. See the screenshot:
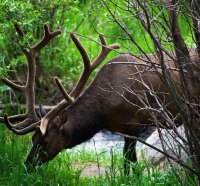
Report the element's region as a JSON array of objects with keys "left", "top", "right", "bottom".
[{"left": 39, "top": 104, "right": 47, "bottom": 118}]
